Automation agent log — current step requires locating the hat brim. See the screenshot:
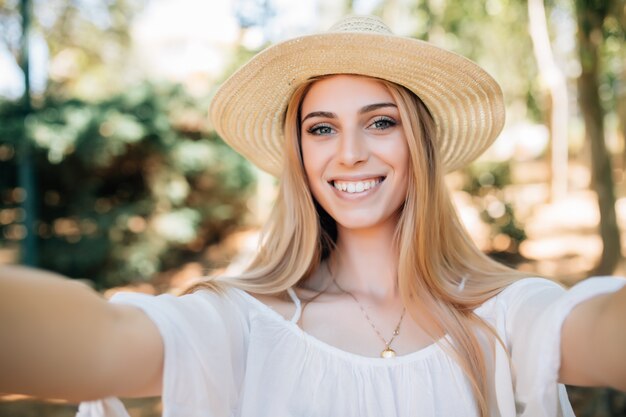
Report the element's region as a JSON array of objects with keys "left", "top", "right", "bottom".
[{"left": 210, "top": 31, "right": 505, "bottom": 176}]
